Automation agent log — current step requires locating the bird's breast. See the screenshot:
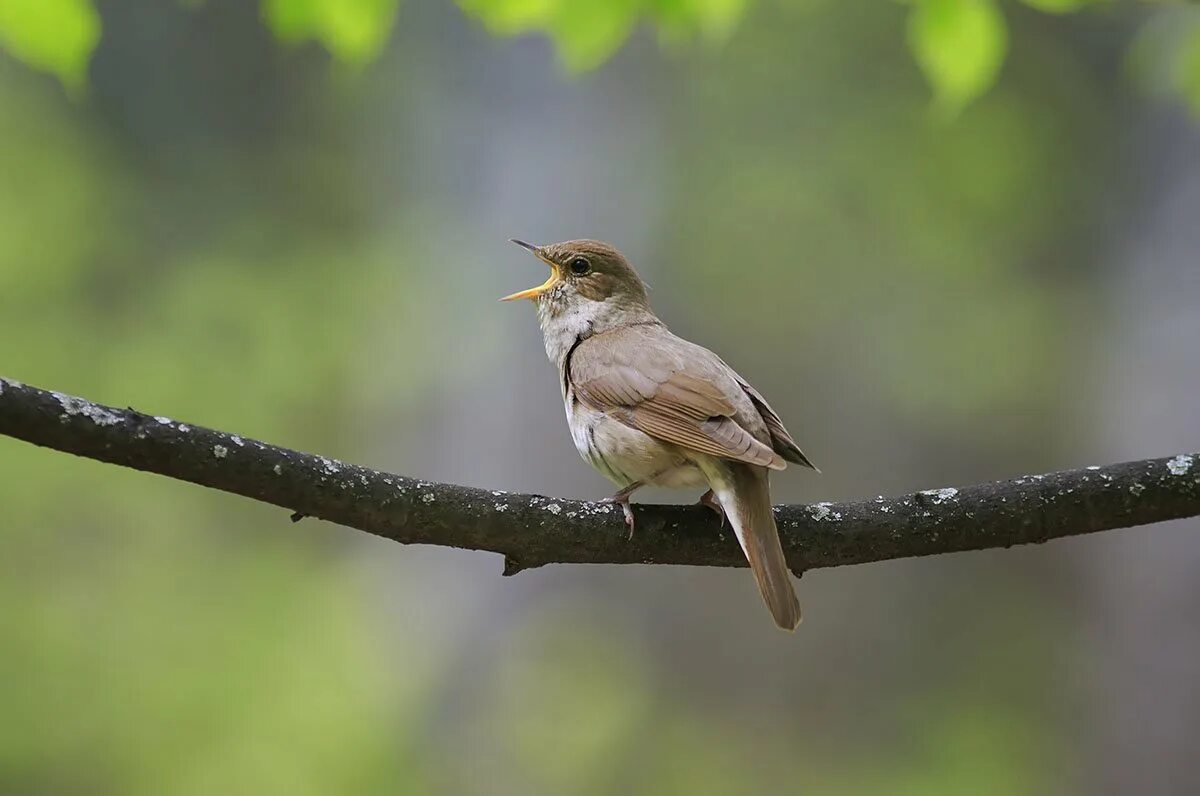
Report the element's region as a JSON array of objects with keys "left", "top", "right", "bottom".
[{"left": 564, "top": 396, "right": 705, "bottom": 490}]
